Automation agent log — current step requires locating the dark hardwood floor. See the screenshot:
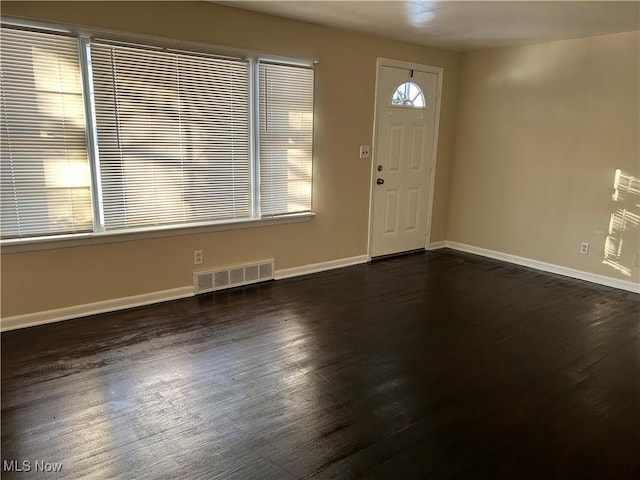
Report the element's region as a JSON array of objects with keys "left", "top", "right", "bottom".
[{"left": 2, "top": 249, "right": 639, "bottom": 479}]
